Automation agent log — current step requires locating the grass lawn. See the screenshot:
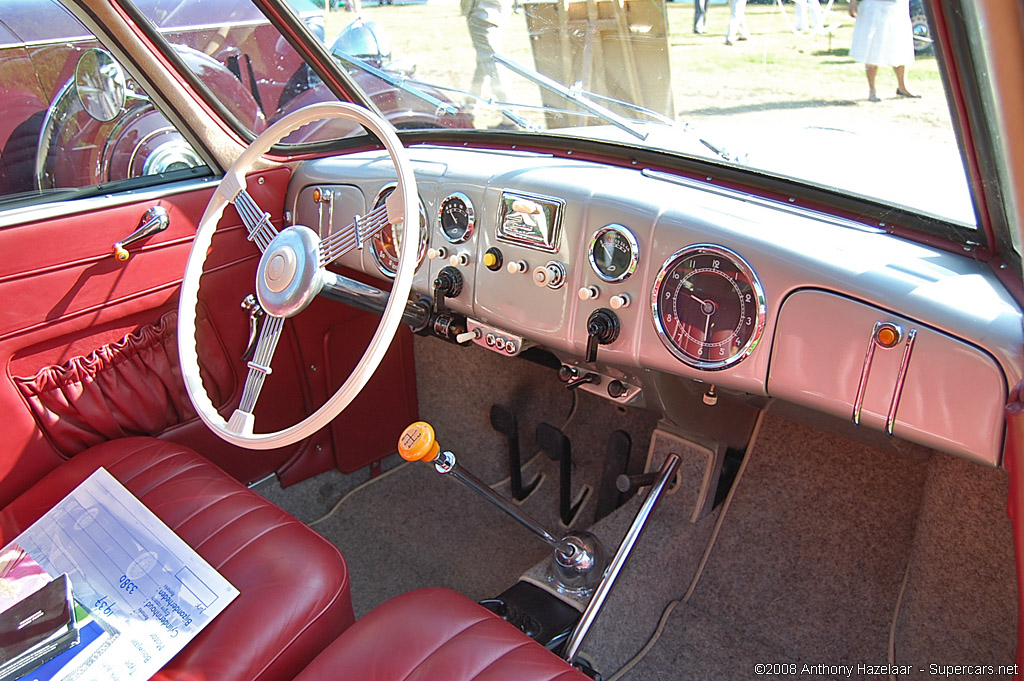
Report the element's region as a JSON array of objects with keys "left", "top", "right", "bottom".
[
  {"left": 325, "top": 0, "right": 949, "bottom": 131},
  {"left": 323, "top": 0, "right": 965, "bottom": 212}
]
